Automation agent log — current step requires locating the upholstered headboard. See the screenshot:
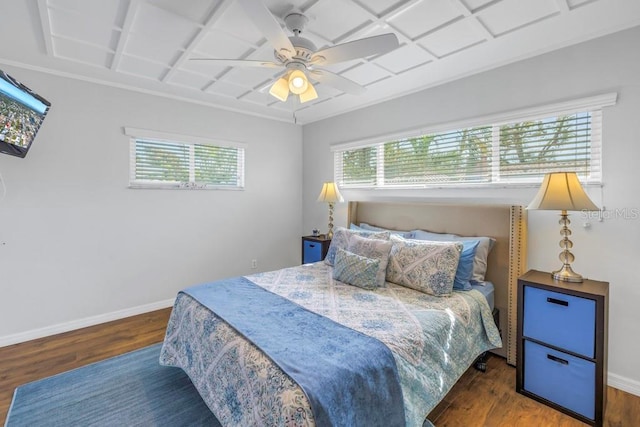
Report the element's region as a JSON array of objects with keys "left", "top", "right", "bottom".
[{"left": 347, "top": 201, "right": 527, "bottom": 364}]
